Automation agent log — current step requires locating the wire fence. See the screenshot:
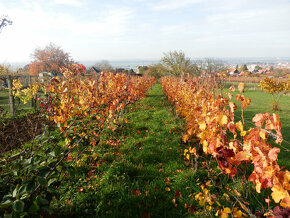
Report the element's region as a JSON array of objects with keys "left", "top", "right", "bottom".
[{"left": 0, "top": 72, "right": 140, "bottom": 118}]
